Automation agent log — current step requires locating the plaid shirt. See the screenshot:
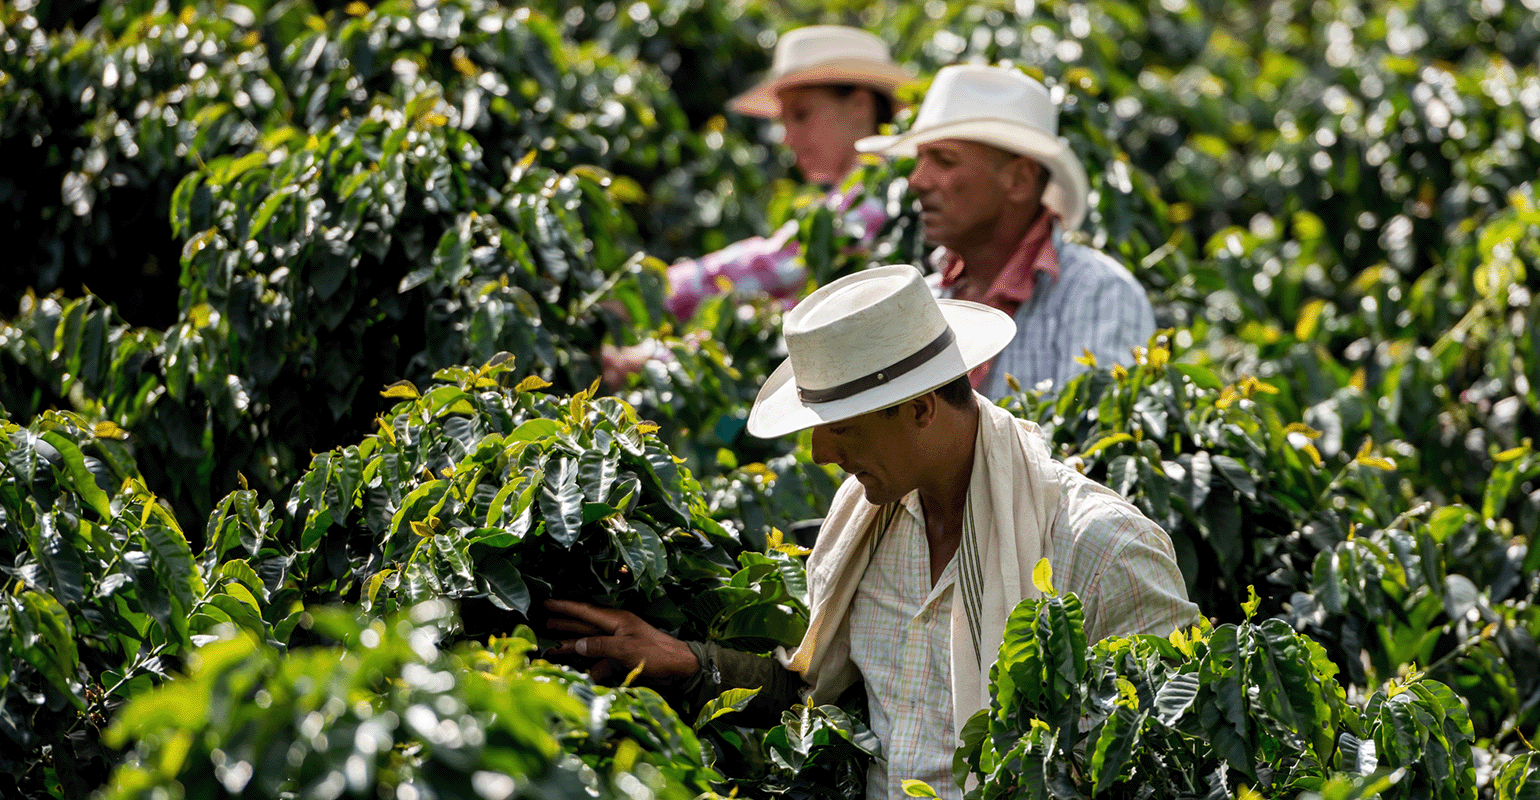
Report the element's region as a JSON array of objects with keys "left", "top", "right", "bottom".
[
  {"left": 847, "top": 470, "right": 1198, "bottom": 800},
  {"left": 666, "top": 191, "right": 888, "bottom": 320}
]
